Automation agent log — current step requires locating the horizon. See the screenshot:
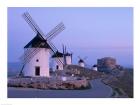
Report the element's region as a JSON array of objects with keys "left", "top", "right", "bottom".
[{"left": 8, "top": 7, "right": 133, "bottom": 68}]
